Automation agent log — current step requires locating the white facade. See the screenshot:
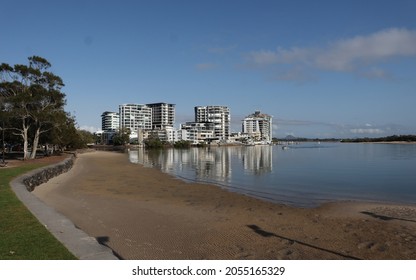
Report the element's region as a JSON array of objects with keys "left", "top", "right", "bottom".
[
  {"left": 119, "top": 104, "right": 152, "bottom": 133},
  {"left": 242, "top": 111, "right": 273, "bottom": 143},
  {"left": 194, "top": 106, "right": 230, "bottom": 140},
  {"left": 181, "top": 122, "right": 215, "bottom": 144},
  {"left": 101, "top": 111, "right": 119, "bottom": 132}
]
